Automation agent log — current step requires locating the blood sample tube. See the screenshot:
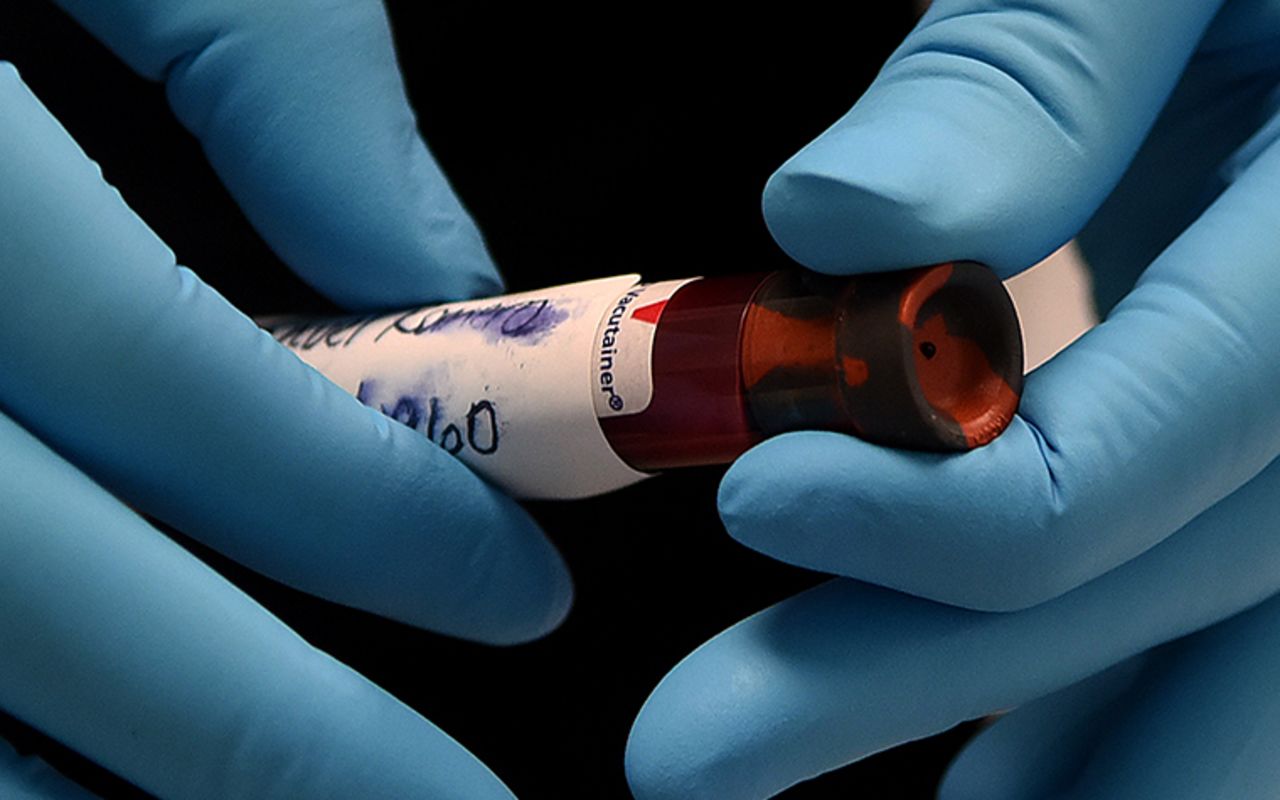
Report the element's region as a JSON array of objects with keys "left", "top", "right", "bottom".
[{"left": 264, "top": 262, "right": 1022, "bottom": 499}]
